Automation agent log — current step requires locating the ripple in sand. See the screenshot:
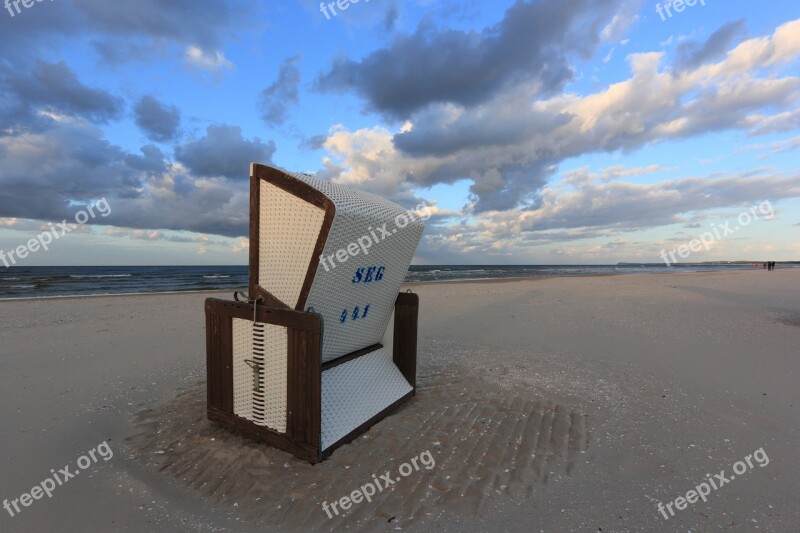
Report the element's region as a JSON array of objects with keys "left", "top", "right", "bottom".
[
  {"left": 127, "top": 373, "right": 589, "bottom": 529},
  {"left": 776, "top": 311, "right": 800, "bottom": 328}
]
